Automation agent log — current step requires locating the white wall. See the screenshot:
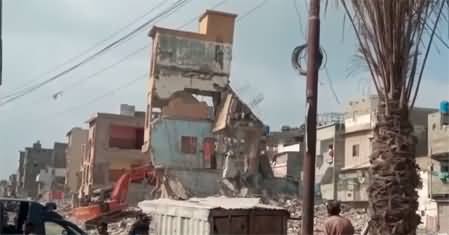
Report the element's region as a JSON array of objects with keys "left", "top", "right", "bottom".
[
  {"left": 417, "top": 170, "right": 438, "bottom": 232},
  {"left": 36, "top": 167, "right": 66, "bottom": 193},
  {"left": 276, "top": 143, "right": 300, "bottom": 153}
]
